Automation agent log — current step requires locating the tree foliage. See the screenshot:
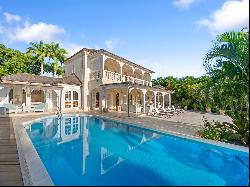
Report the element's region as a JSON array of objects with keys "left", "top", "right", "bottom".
[
  {"left": 204, "top": 29, "right": 249, "bottom": 144},
  {"left": 0, "top": 44, "right": 40, "bottom": 76},
  {"left": 26, "top": 41, "right": 67, "bottom": 77},
  {"left": 153, "top": 30, "right": 249, "bottom": 145},
  {"left": 152, "top": 76, "right": 212, "bottom": 111},
  {"left": 0, "top": 41, "right": 68, "bottom": 77}
]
